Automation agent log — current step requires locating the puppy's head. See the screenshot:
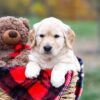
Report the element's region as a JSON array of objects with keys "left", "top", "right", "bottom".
[{"left": 29, "top": 17, "right": 75, "bottom": 57}]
